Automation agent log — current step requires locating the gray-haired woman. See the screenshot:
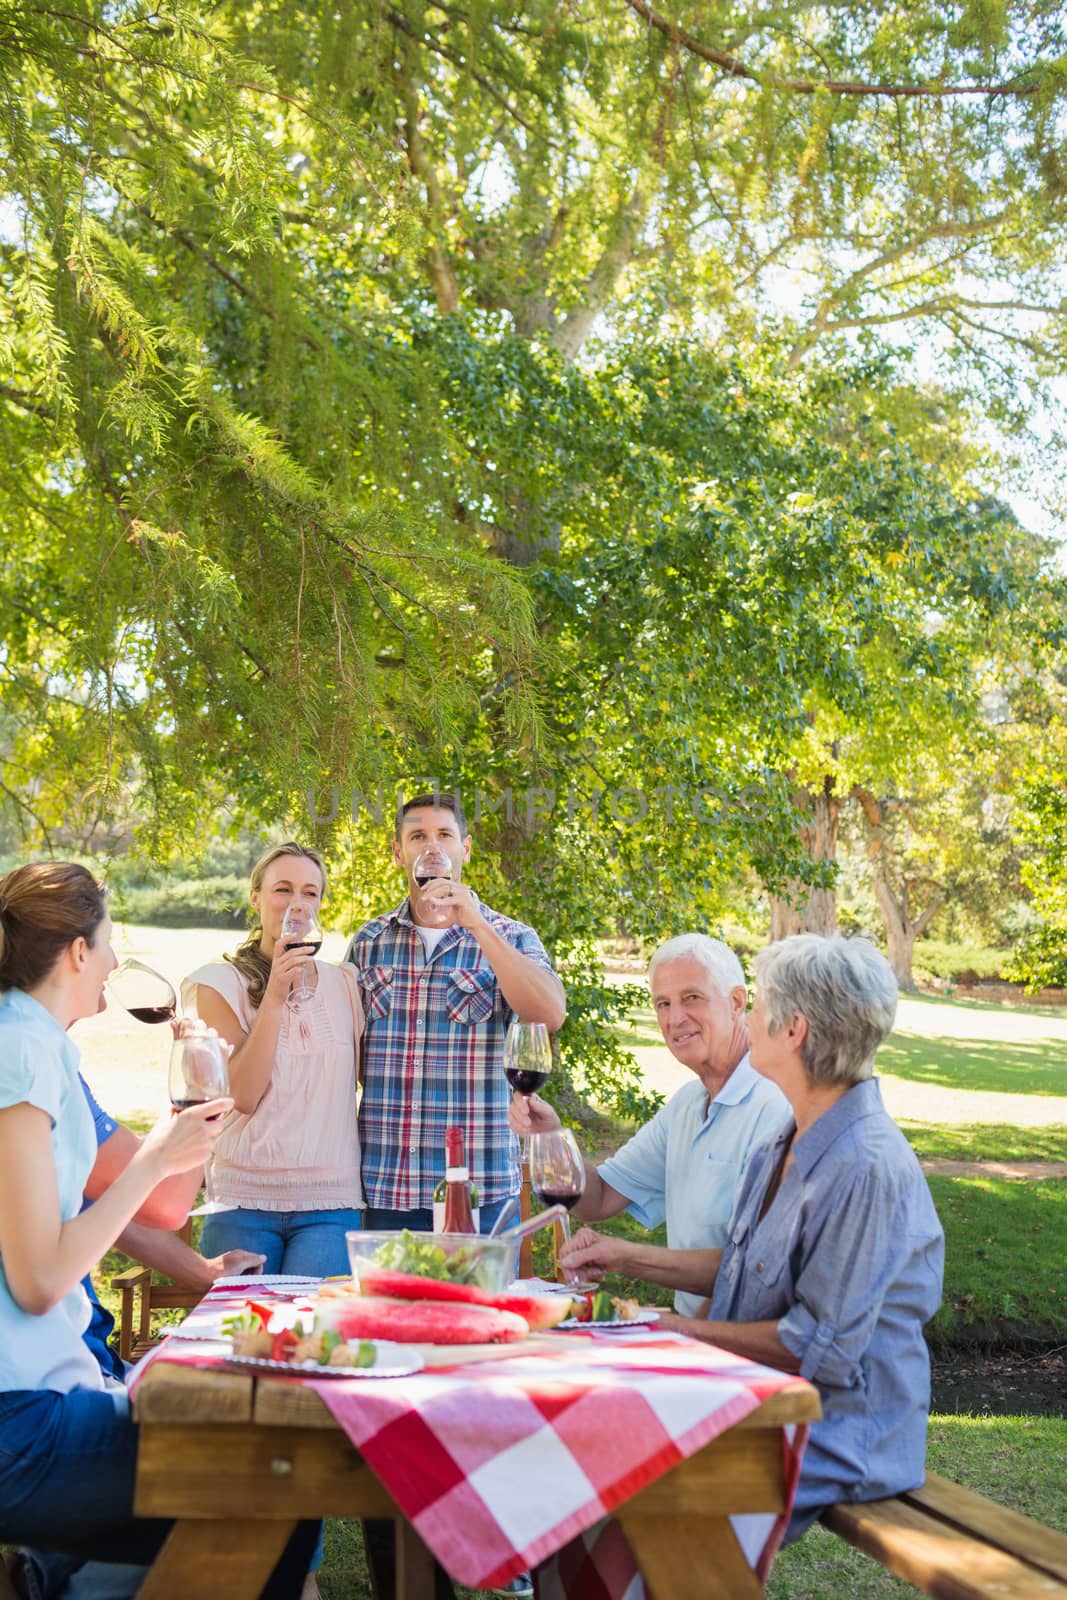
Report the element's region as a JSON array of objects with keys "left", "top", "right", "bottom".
[{"left": 562, "top": 933, "right": 944, "bottom": 1540}]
